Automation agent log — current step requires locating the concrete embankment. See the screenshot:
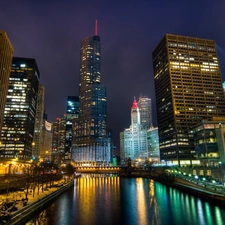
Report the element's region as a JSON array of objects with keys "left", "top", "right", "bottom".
[
  {"left": 5, "top": 180, "right": 74, "bottom": 225},
  {"left": 164, "top": 178, "right": 225, "bottom": 206}
]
